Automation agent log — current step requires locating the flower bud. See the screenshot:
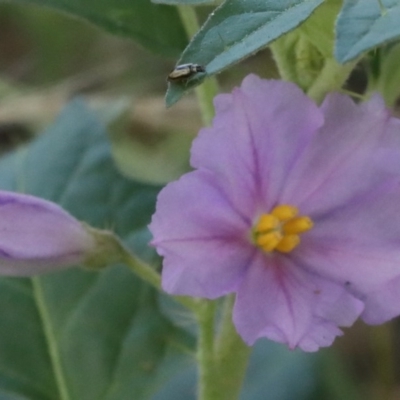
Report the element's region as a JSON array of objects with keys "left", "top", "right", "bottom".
[{"left": 0, "top": 191, "right": 99, "bottom": 276}]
